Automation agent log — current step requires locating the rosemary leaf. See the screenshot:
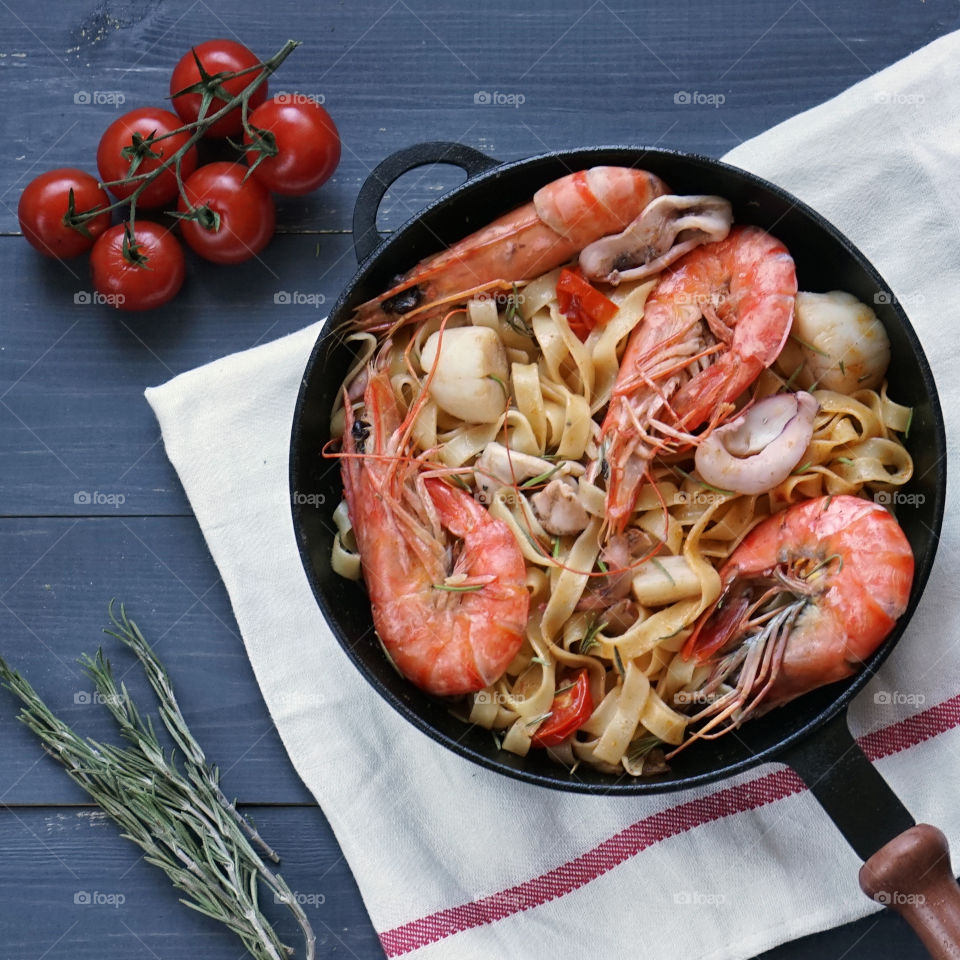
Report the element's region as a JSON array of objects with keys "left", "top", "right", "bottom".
[
  {"left": 0, "top": 602, "right": 316, "bottom": 960},
  {"left": 613, "top": 646, "right": 626, "bottom": 677}
]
